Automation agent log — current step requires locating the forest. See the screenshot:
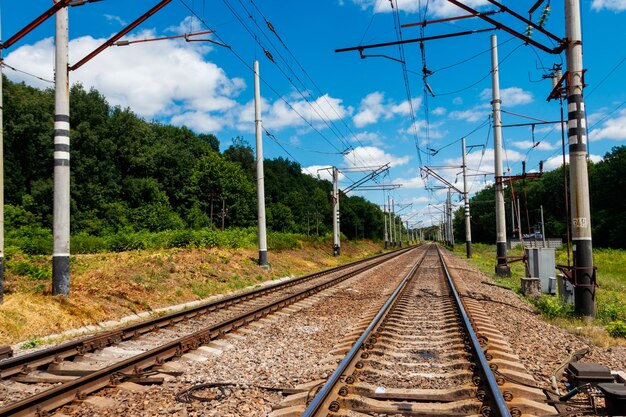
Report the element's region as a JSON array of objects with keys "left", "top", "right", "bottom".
[
  {"left": 453, "top": 145, "right": 626, "bottom": 249},
  {"left": 2, "top": 76, "right": 389, "bottom": 252}
]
